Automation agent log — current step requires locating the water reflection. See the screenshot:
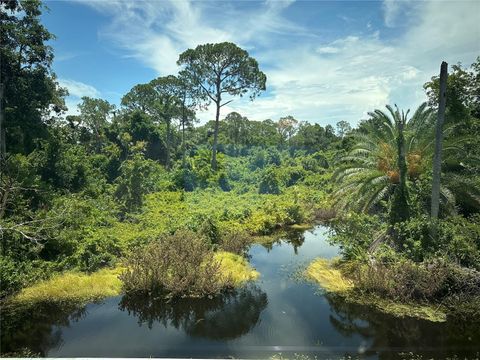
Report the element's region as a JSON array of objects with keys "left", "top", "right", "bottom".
[
  {"left": 119, "top": 284, "right": 268, "bottom": 340},
  {"left": 0, "top": 301, "right": 87, "bottom": 356},
  {"left": 261, "top": 229, "right": 306, "bottom": 254},
  {"left": 2, "top": 226, "right": 479, "bottom": 358},
  {"left": 325, "top": 293, "right": 480, "bottom": 359}
]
